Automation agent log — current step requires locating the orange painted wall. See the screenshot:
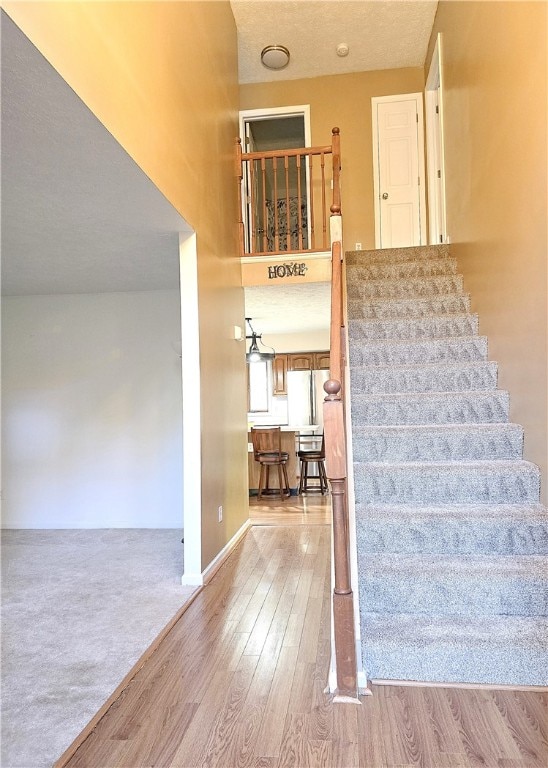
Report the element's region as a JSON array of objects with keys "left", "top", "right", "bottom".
[
  {"left": 426, "top": 1, "right": 547, "bottom": 502},
  {"left": 2, "top": 1, "right": 249, "bottom": 566},
  {"left": 239, "top": 67, "right": 425, "bottom": 252}
]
